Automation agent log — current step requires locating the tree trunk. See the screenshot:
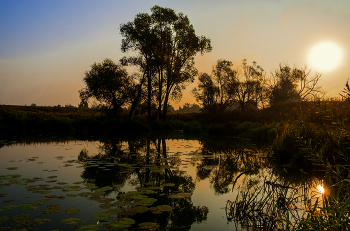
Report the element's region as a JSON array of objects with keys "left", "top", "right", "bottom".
[
  {"left": 128, "top": 73, "right": 146, "bottom": 120},
  {"left": 147, "top": 68, "right": 152, "bottom": 121}
]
